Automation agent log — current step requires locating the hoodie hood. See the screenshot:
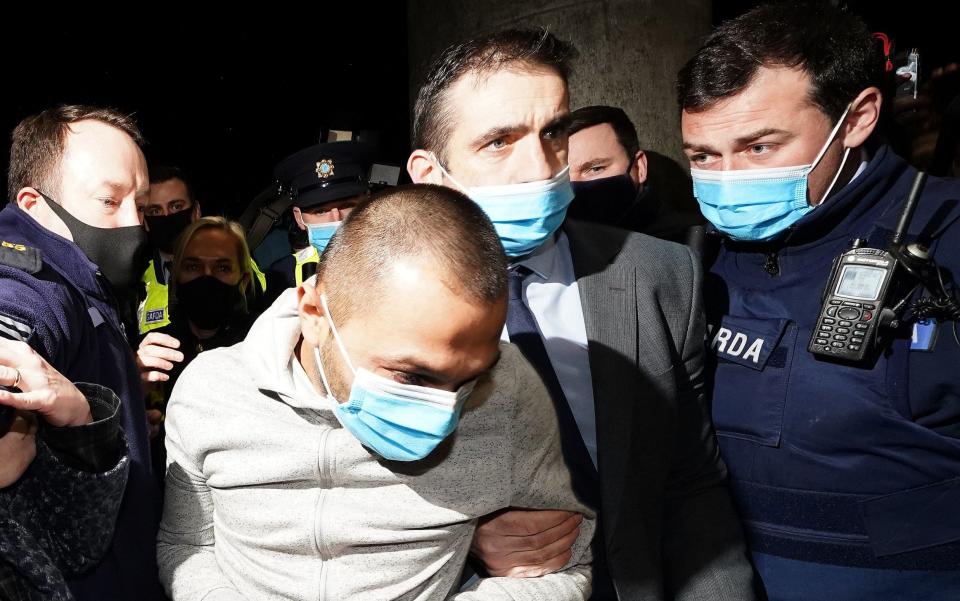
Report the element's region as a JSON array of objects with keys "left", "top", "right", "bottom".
[{"left": 241, "top": 281, "right": 330, "bottom": 412}]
